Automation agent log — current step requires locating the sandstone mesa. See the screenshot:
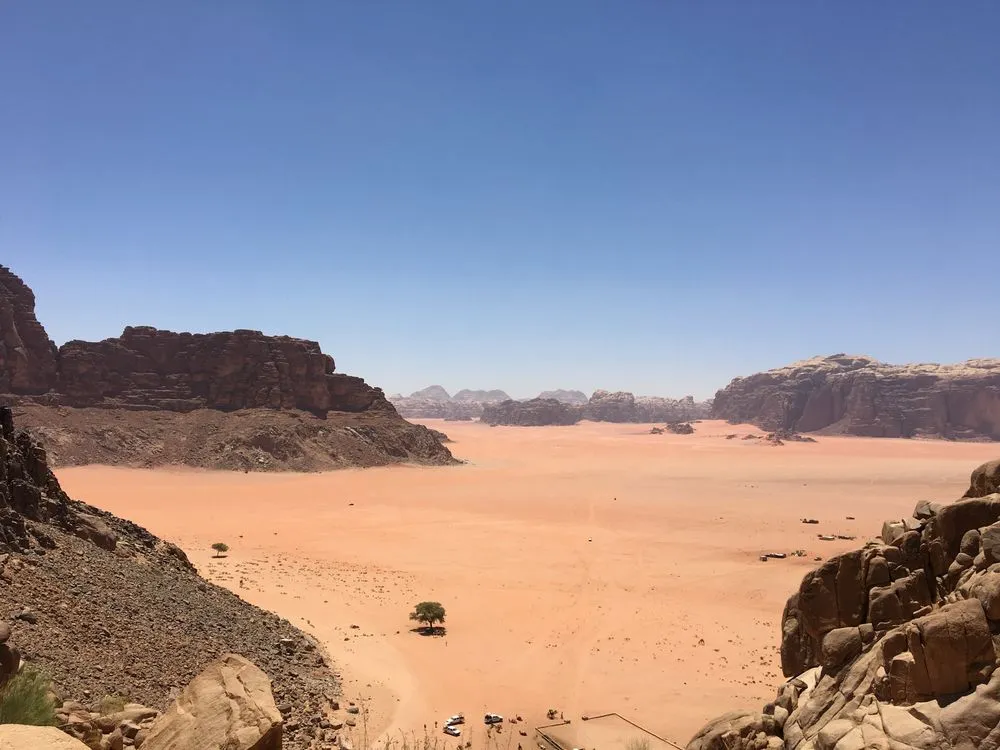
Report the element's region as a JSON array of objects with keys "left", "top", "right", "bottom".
[{"left": 713, "top": 354, "right": 1000, "bottom": 441}]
